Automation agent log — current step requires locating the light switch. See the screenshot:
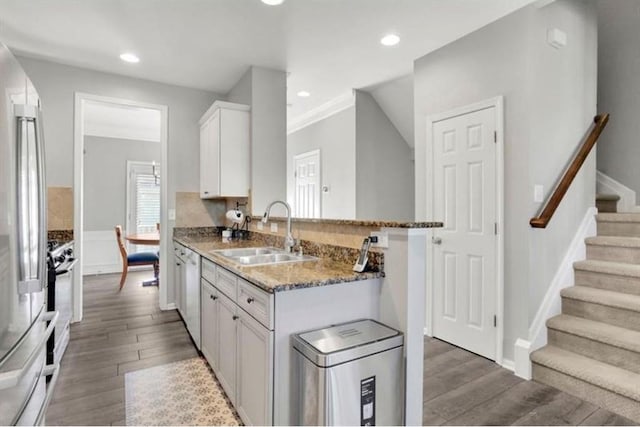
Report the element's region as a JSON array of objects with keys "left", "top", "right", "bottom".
[
  {"left": 534, "top": 185, "right": 544, "bottom": 203},
  {"left": 270, "top": 222, "right": 278, "bottom": 233},
  {"left": 168, "top": 209, "right": 176, "bottom": 221}
]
